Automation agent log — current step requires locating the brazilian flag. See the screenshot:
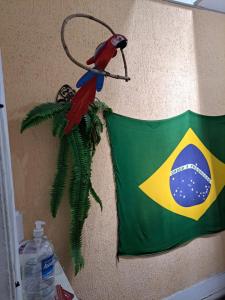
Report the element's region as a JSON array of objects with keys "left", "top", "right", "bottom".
[{"left": 105, "top": 110, "right": 225, "bottom": 255}]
